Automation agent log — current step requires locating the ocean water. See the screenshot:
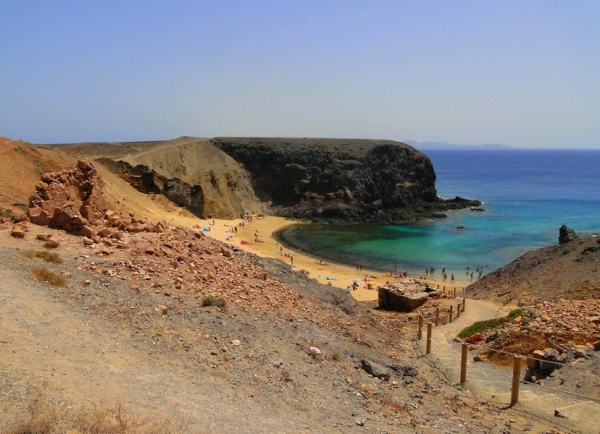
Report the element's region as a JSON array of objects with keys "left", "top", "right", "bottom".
[{"left": 276, "top": 149, "right": 600, "bottom": 278}]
